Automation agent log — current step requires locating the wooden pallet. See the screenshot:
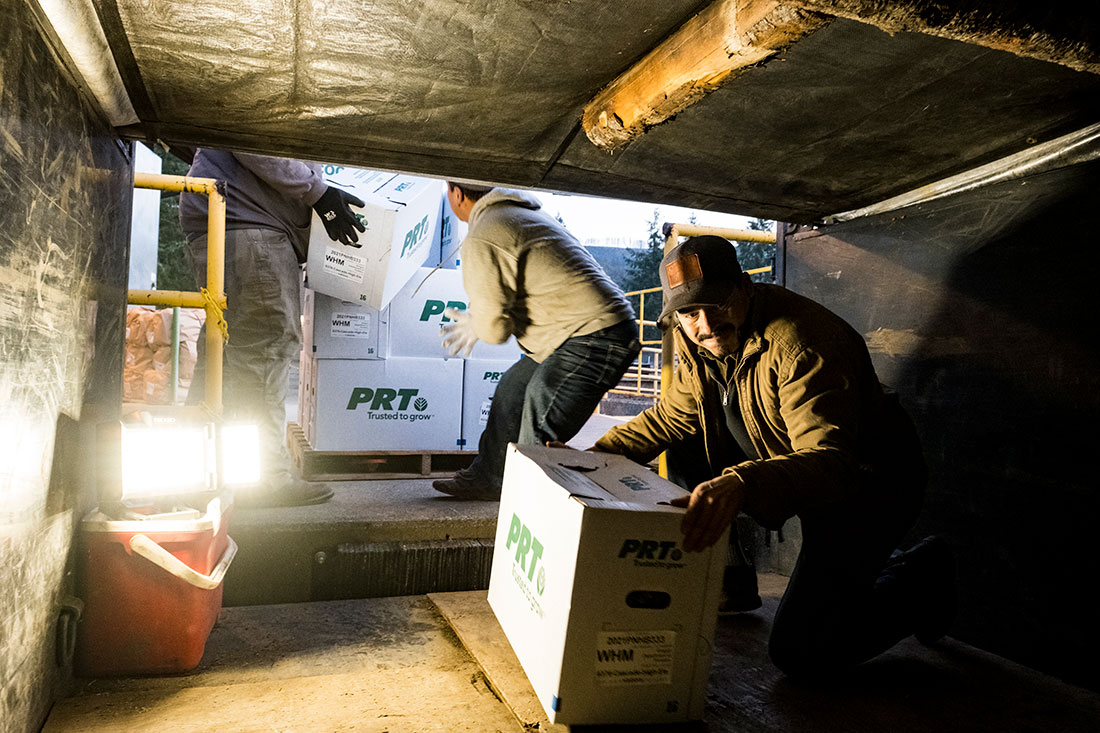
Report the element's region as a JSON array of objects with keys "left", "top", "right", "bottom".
[{"left": 286, "top": 423, "right": 476, "bottom": 481}]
